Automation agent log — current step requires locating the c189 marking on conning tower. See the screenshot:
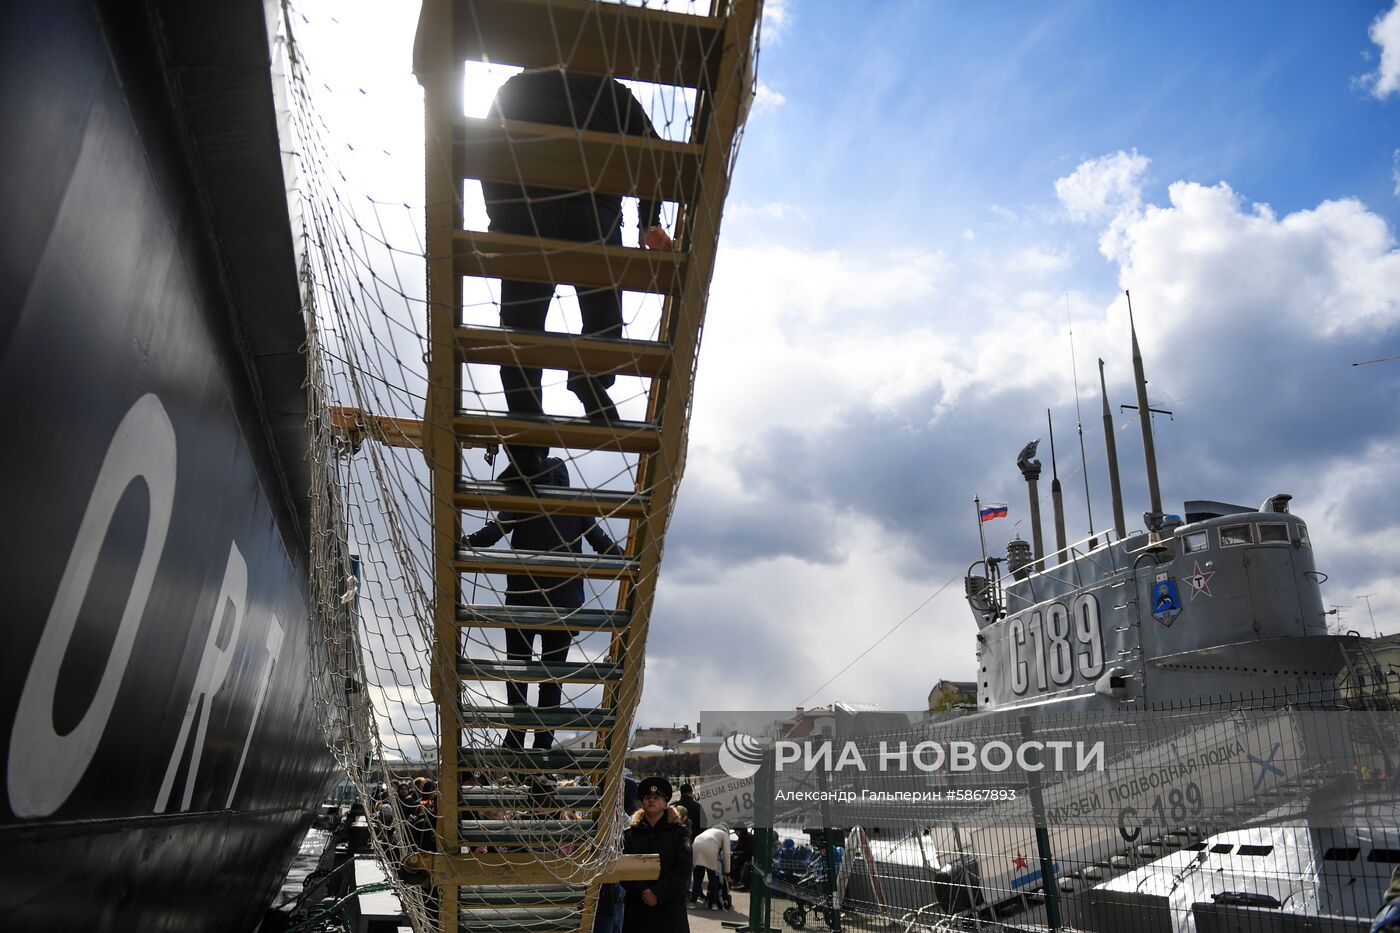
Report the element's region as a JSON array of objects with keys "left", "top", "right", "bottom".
[{"left": 1009, "top": 593, "right": 1105, "bottom": 696}]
